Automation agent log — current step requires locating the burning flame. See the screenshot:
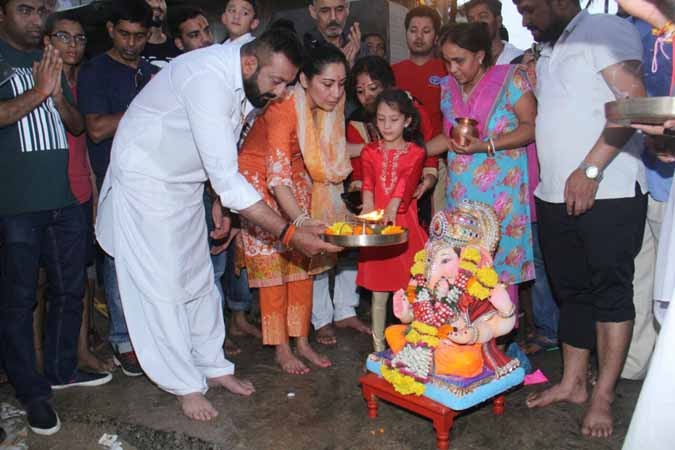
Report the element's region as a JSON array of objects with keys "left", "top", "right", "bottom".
[{"left": 357, "top": 209, "right": 385, "bottom": 222}]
